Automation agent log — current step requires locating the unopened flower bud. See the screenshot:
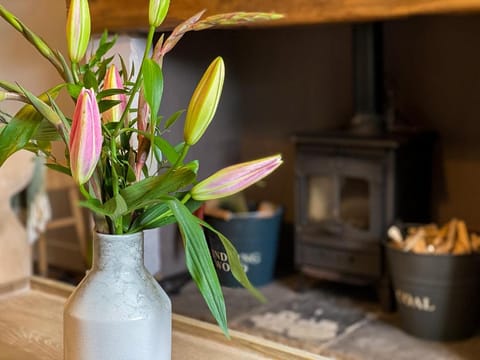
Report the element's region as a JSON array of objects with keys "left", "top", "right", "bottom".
[
  {"left": 66, "top": 0, "right": 91, "bottom": 62},
  {"left": 102, "top": 64, "right": 127, "bottom": 123},
  {"left": 184, "top": 57, "right": 224, "bottom": 146},
  {"left": 149, "top": 0, "right": 170, "bottom": 27},
  {"left": 191, "top": 155, "right": 282, "bottom": 200},
  {"left": 69, "top": 88, "right": 103, "bottom": 185}
]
